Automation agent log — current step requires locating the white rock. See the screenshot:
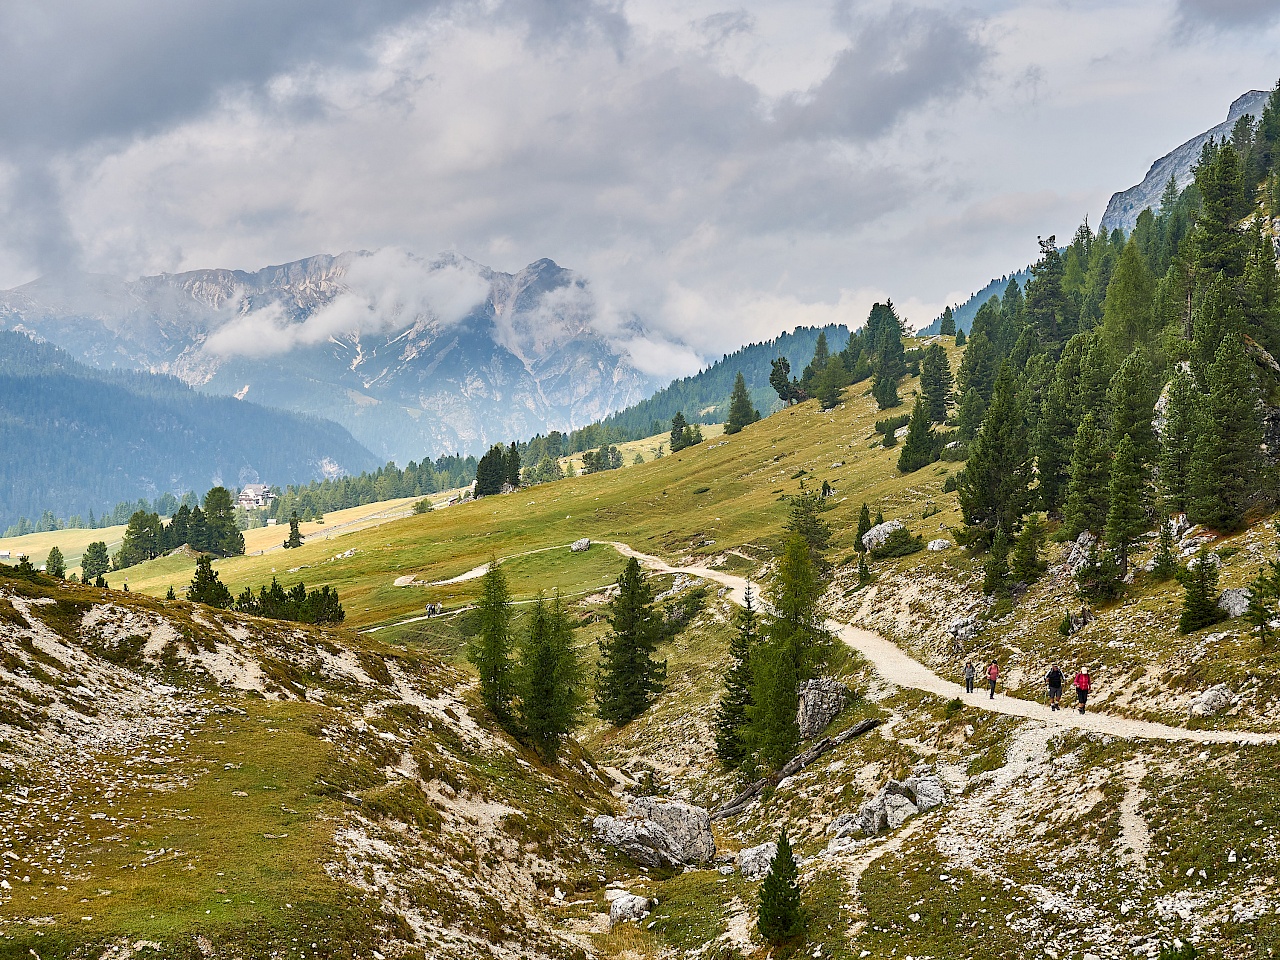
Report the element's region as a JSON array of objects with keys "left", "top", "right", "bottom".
[
  {"left": 1189, "top": 683, "right": 1234, "bottom": 718},
  {"left": 884, "top": 793, "right": 919, "bottom": 830},
  {"left": 570, "top": 538, "right": 591, "bottom": 552},
  {"left": 862, "top": 519, "right": 905, "bottom": 551},
  {"left": 927, "top": 539, "right": 953, "bottom": 552},
  {"left": 609, "top": 894, "right": 652, "bottom": 926},
  {"left": 1218, "top": 587, "right": 1251, "bottom": 618},
  {"left": 594, "top": 797, "right": 716, "bottom": 869},
  {"left": 738, "top": 842, "right": 778, "bottom": 881},
  {"left": 796, "top": 677, "right": 850, "bottom": 739}
]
